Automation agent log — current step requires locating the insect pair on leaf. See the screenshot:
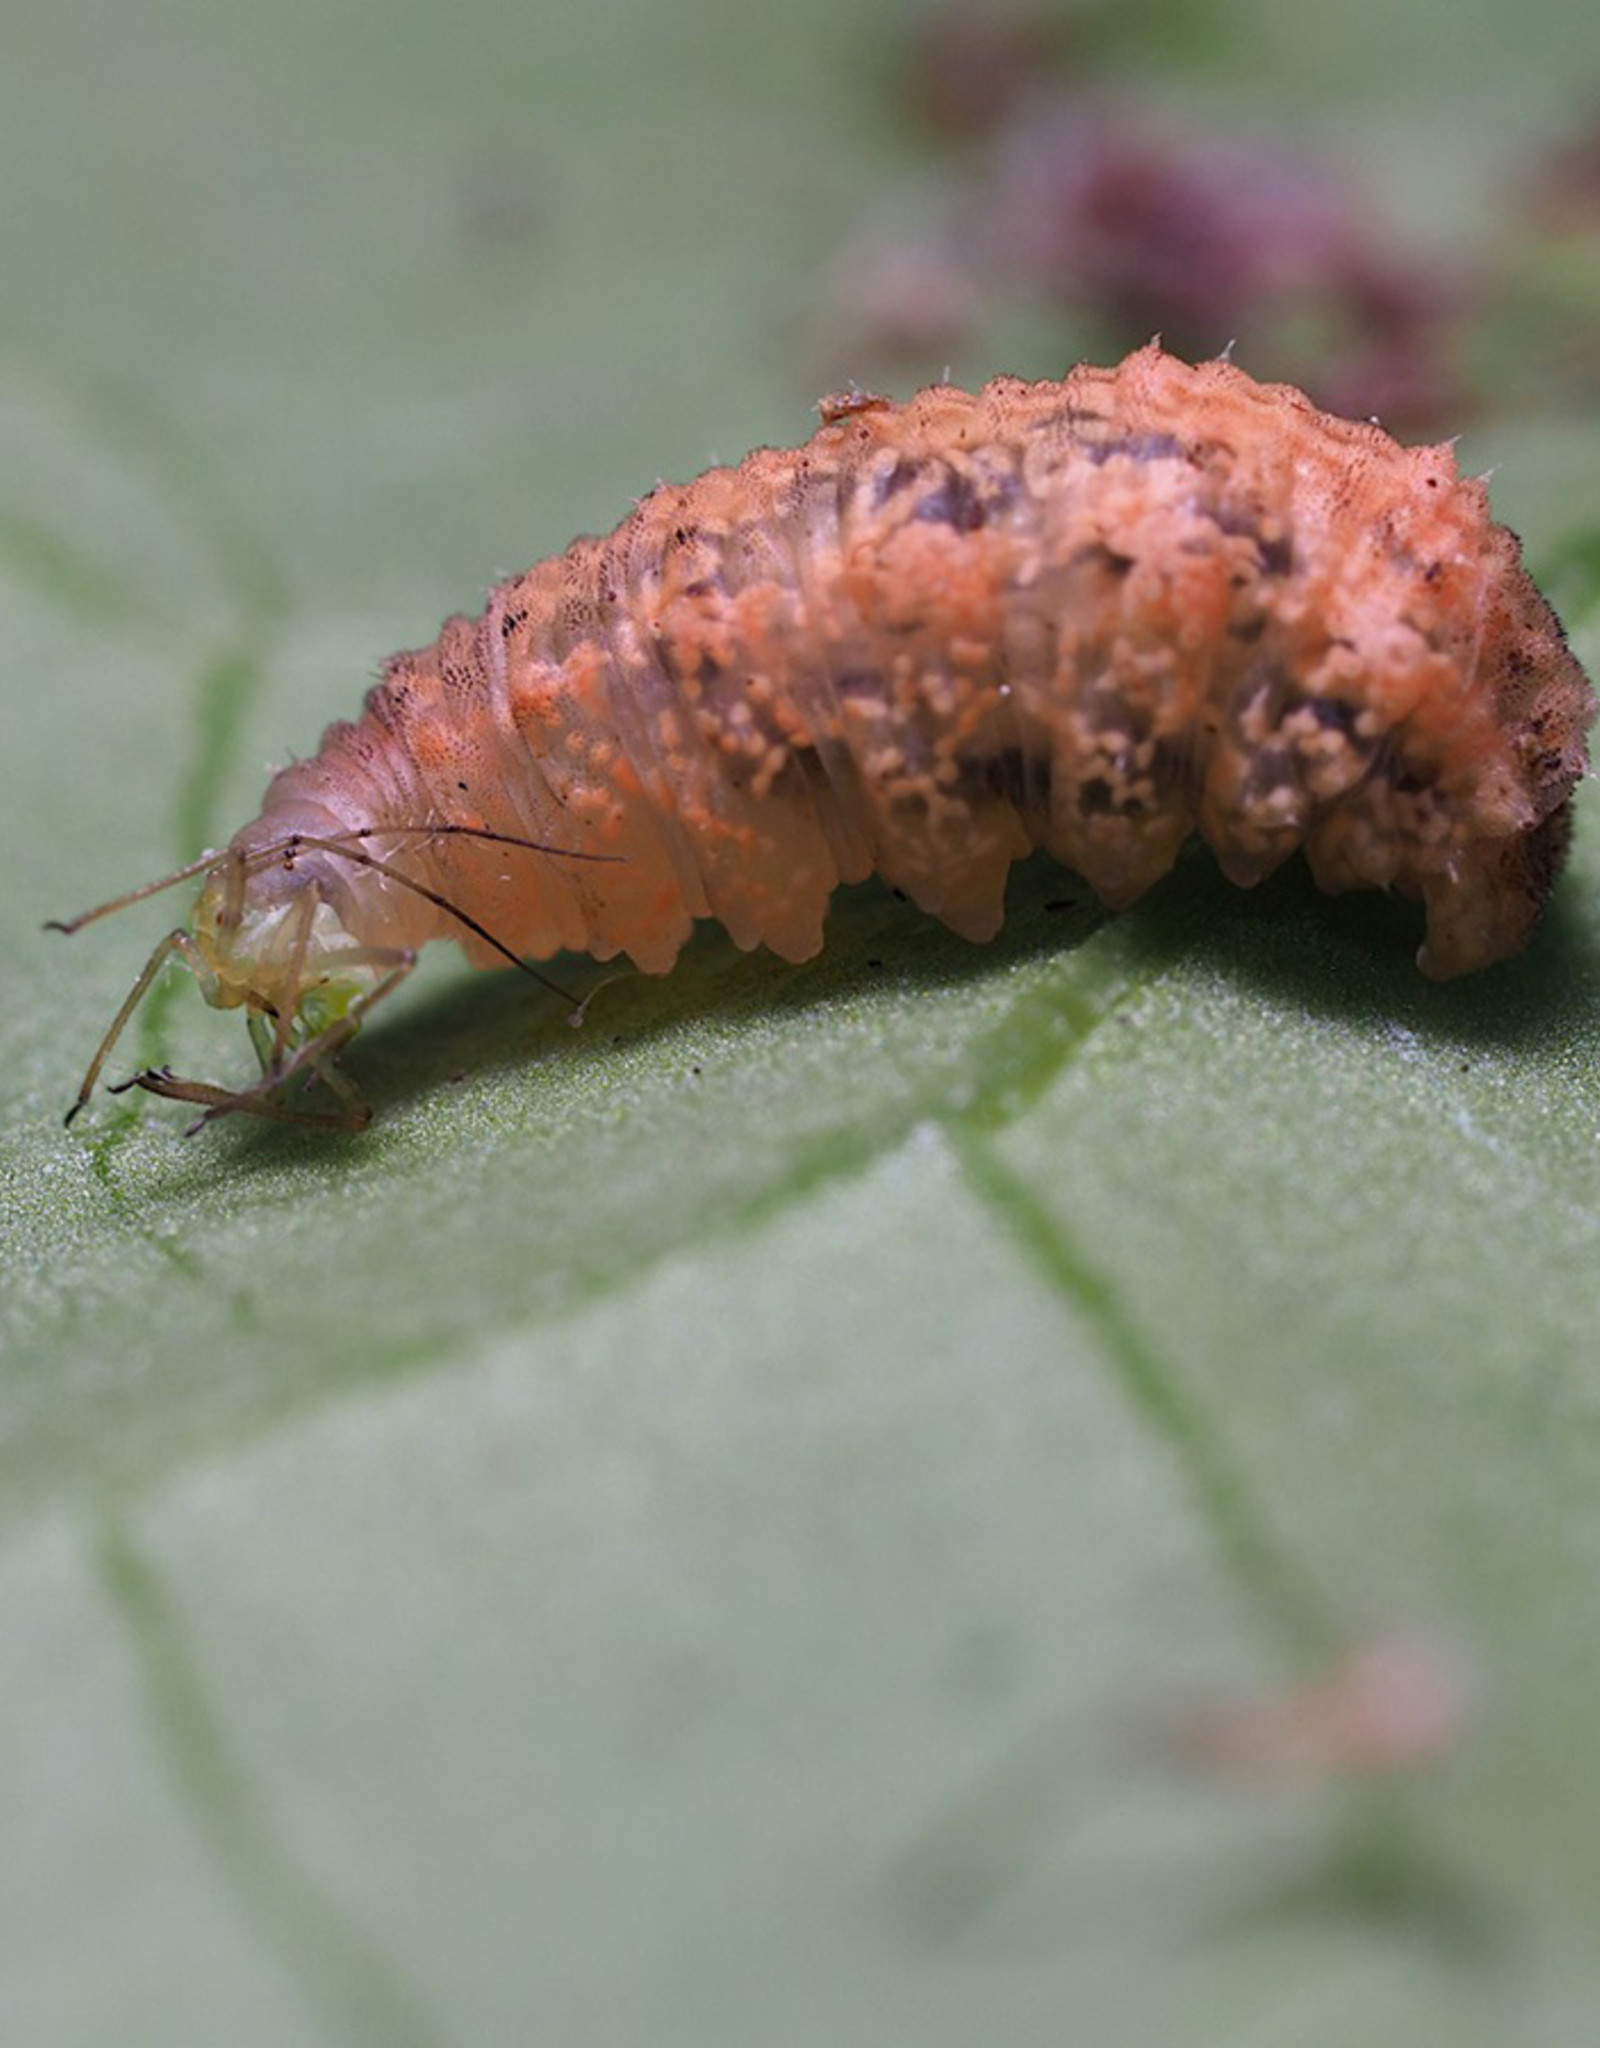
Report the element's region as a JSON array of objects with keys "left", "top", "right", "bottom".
[{"left": 51, "top": 348, "right": 1596, "bottom": 1131}]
